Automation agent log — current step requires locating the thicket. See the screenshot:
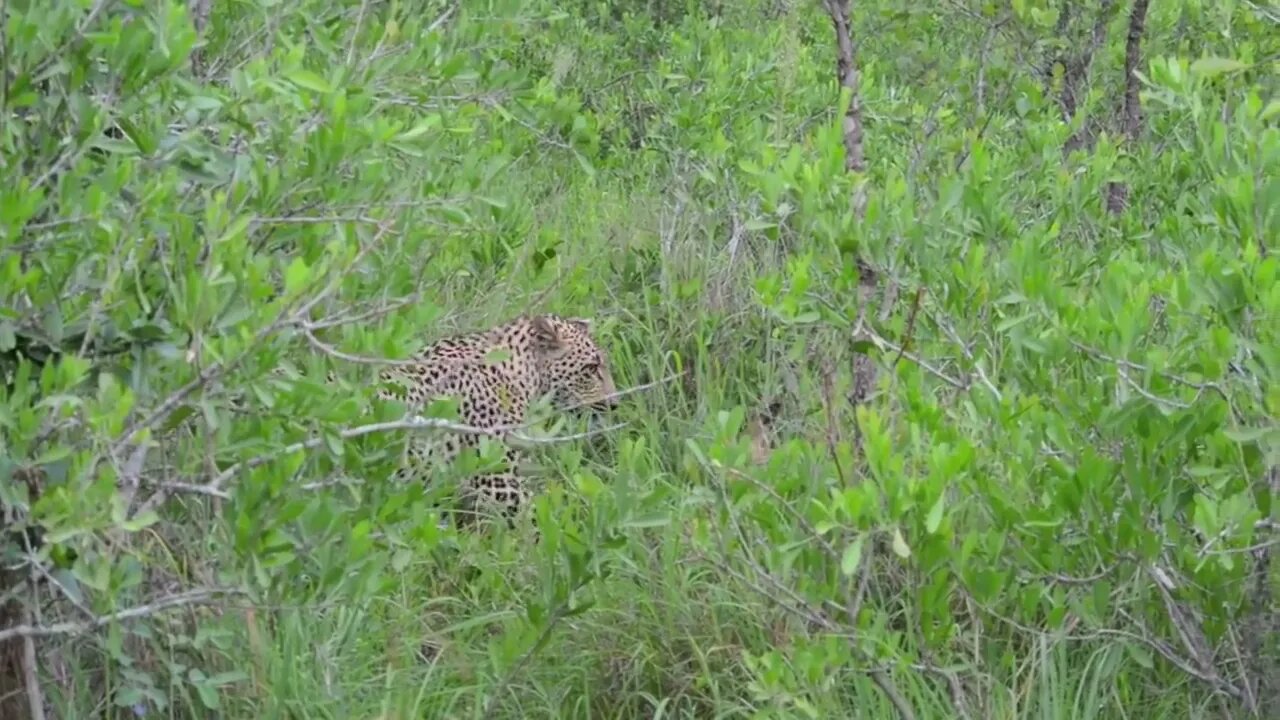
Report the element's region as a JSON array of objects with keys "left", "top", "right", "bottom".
[{"left": 1, "top": 0, "right": 1276, "bottom": 718}]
